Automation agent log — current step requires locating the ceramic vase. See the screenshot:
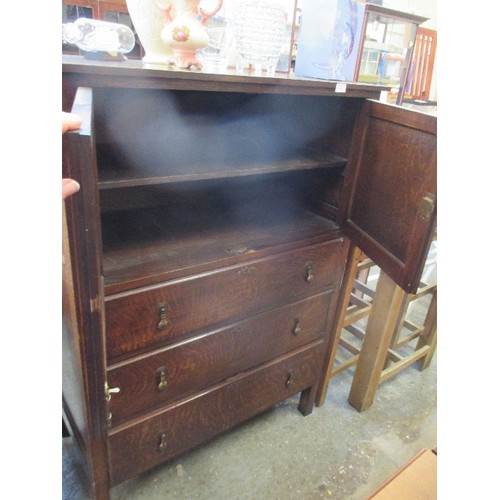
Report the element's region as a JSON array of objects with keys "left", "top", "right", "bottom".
[
  {"left": 126, "top": 0, "right": 172, "bottom": 64},
  {"left": 160, "top": 0, "right": 223, "bottom": 69}
]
